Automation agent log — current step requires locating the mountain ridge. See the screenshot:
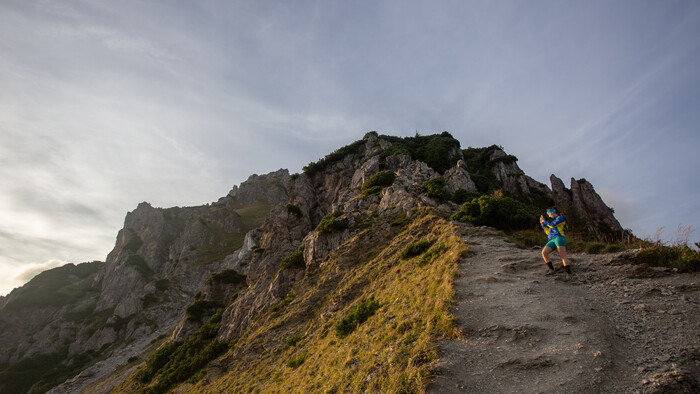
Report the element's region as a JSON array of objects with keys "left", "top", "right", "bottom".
[{"left": 1, "top": 132, "right": 668, "bottom": 393}]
